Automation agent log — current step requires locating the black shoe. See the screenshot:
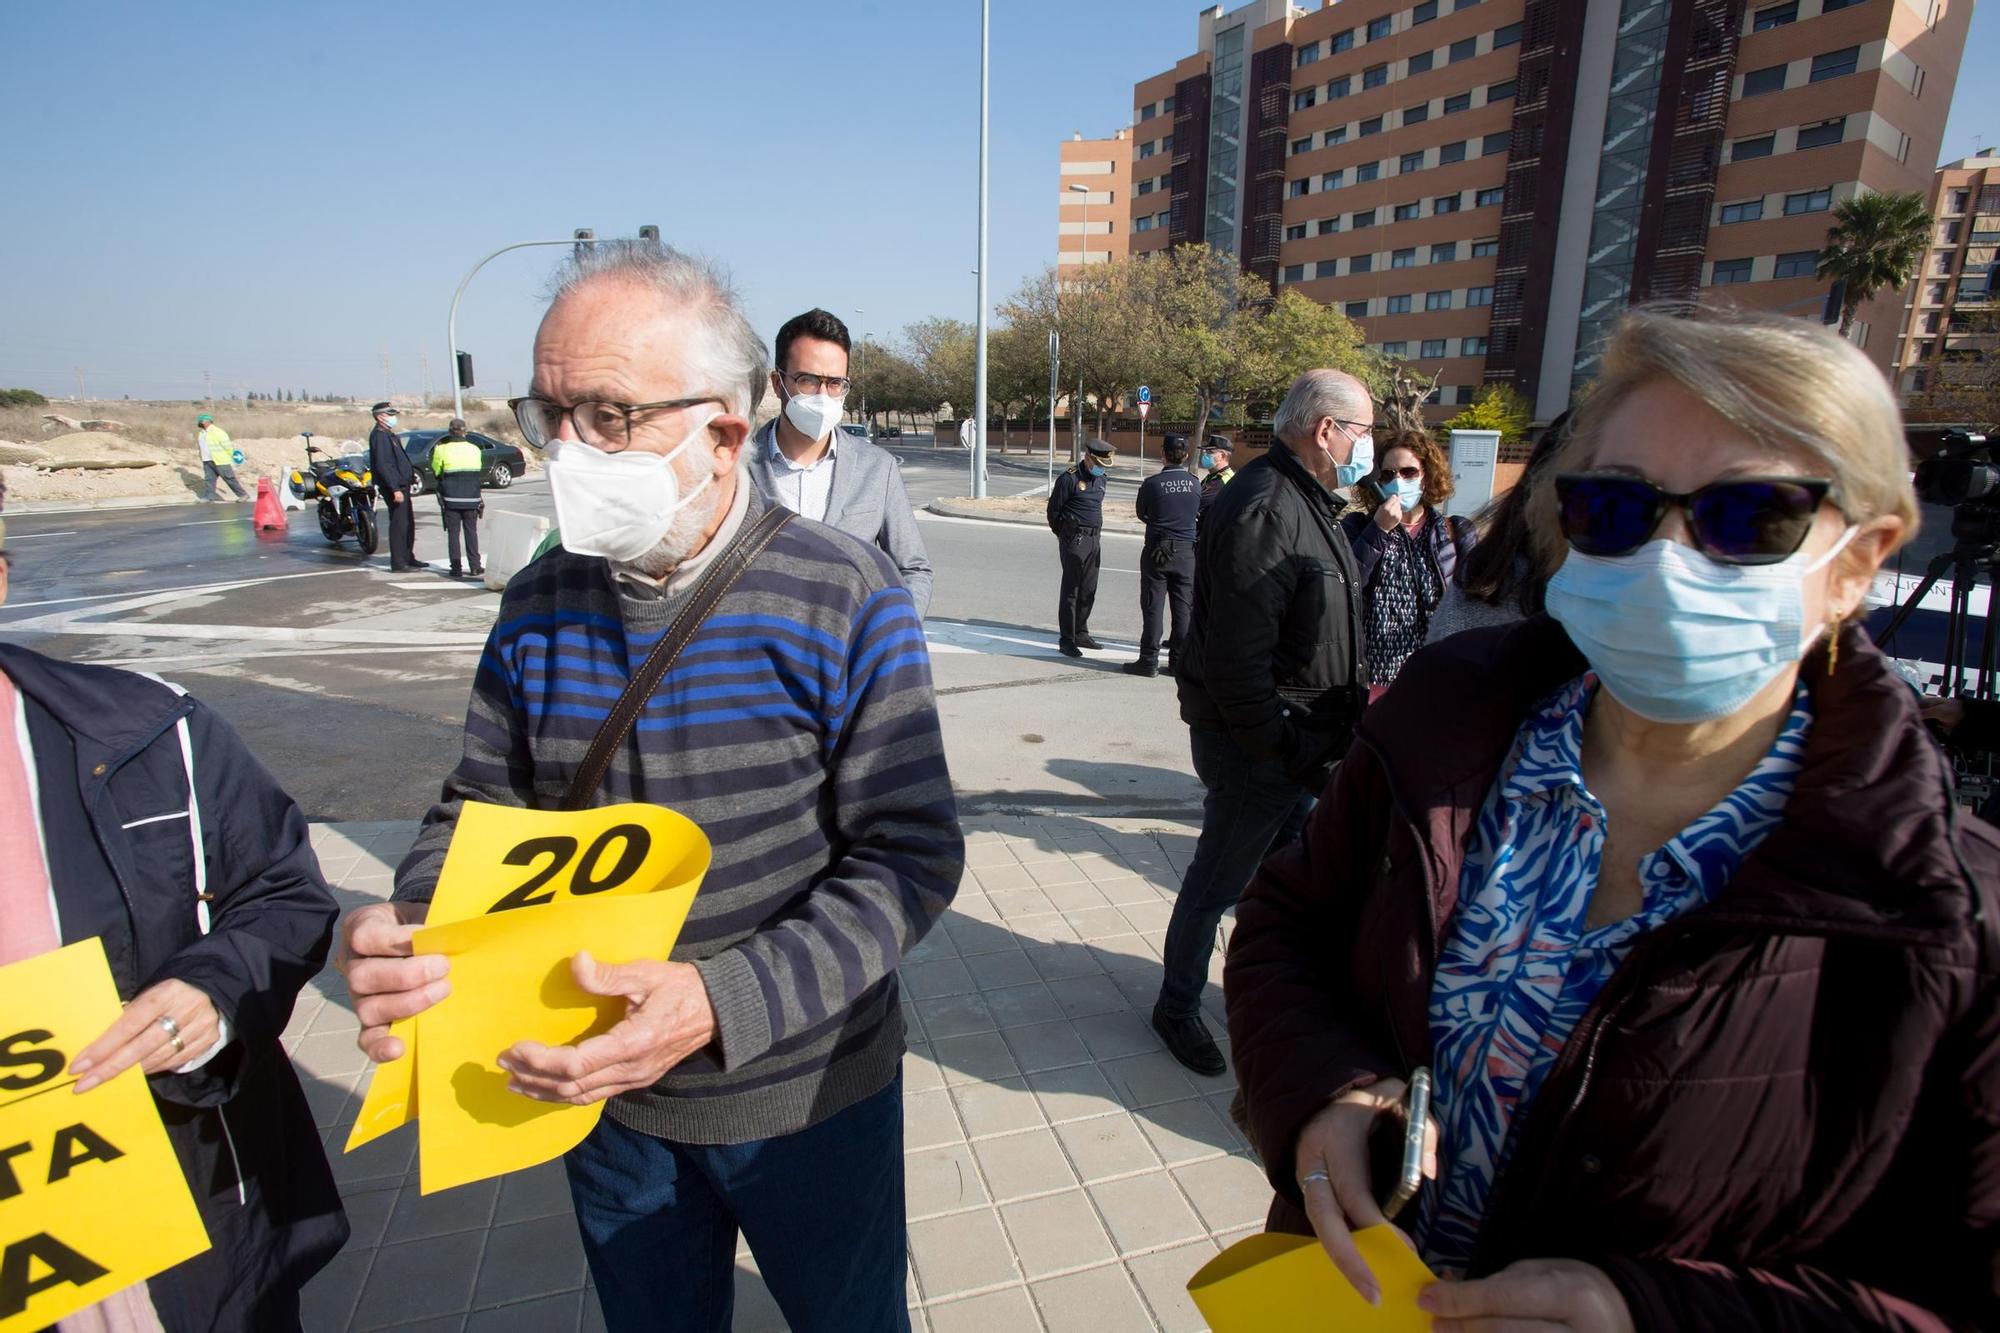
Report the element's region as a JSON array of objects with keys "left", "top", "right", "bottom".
[
  {"left": 1151, "top": 1006, "right": 1226, "bottom": 1077},
  {"left": 1122, "top": 659, "right": 1159, "bottom": 677},
  {"left": 469, "top": 565, "right": 484, "bottom": 577},
  {"left": 449, "top": 568, "right": 463, "bottom": 578},
  {"left": 1075, "top": 633, "right": 1104, "bottom": 650},
  {"left": 1058, "top": 641, "right": 1083, "bottom": 658}
]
